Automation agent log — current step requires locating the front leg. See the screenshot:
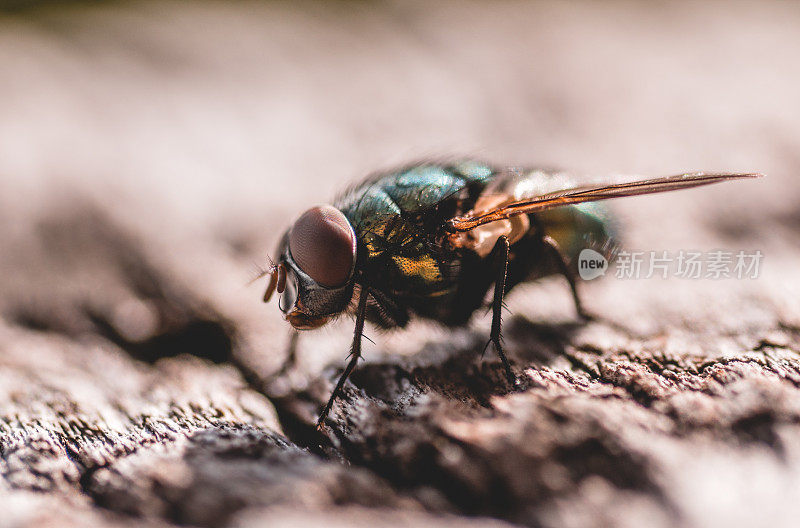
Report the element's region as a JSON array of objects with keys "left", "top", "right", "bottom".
[
  {"left": 486, "top": 235, "right": 518, "bottom": 387},
  {"left": 270, "top": 331, "right": 299, "bottom": 378},
  {"left": 316, "top": 285, "right": 370, "bottom": 430}
]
